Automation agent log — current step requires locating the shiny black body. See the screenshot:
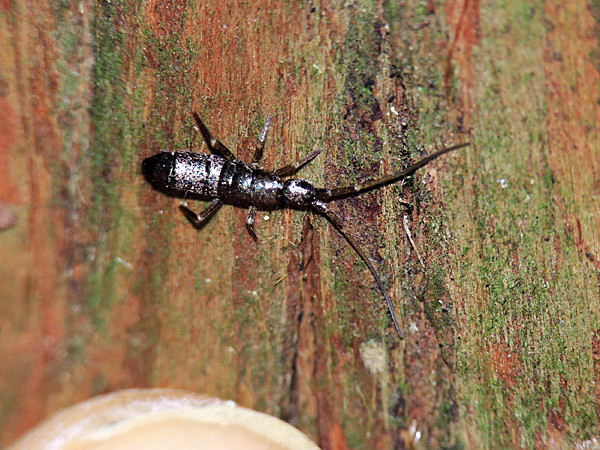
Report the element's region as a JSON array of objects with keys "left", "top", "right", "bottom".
[
  {"left": 142, "top": 112, "right": 469, "bottom": 340},
  {"left": 142, "top": 151, "right": 316, "bottom": 208}
]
